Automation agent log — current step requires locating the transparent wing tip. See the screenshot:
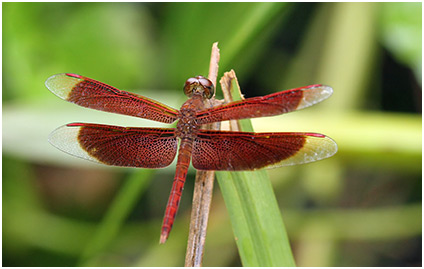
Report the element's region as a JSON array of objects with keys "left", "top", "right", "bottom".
[
  {"left": 45, "top": 73, "right": 82, "bottom": 100},
  {"left": 298, "top": 84, "right": 334, "bottom": 109}
]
